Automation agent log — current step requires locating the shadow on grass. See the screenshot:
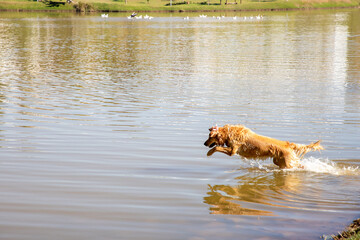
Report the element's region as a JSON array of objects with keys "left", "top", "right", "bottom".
[
  {"left": 200, "top": 2, "right": 221, "bottom": 4},
  {"left": 165, "top": 1, "right": 189, "bottom": 5},
  {"left": 44, "top": 1, "right": 66, "bottom": 7},
  {"left": 250, "top": 0, "right": 276, "bottom": 2},
  {"left": 165, "top": 1, "right": 221, "bottom": 5}
]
